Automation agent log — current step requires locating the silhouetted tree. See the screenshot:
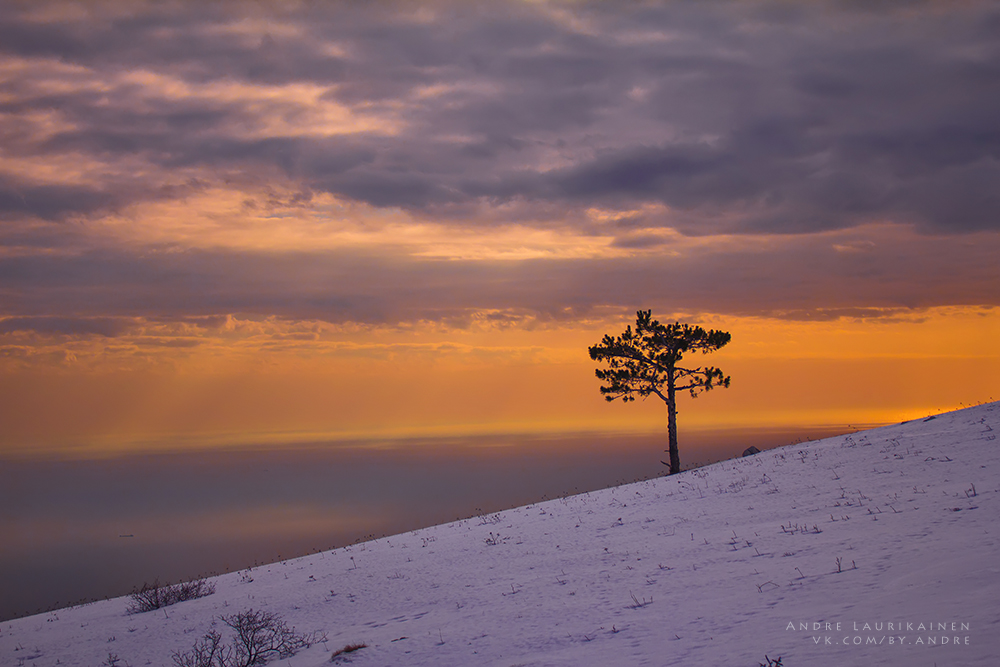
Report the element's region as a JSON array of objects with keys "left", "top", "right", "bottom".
[{"left": 589, "top": 310, "right": 731, "bottom": 474}]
